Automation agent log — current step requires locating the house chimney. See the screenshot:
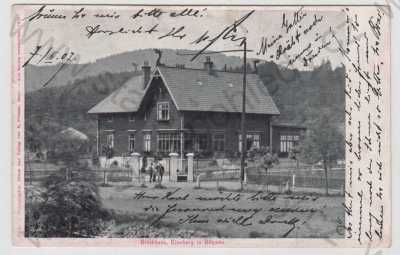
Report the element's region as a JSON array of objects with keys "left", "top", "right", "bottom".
[
  {"left": 203, "top": 56, "right": 214, "bottom": 74},
  {"left": 142, "top": 61, "right": 151, "bottom": 90},
  {"left": 253, "top": 60, "right": 260, "bottom": 74}
]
